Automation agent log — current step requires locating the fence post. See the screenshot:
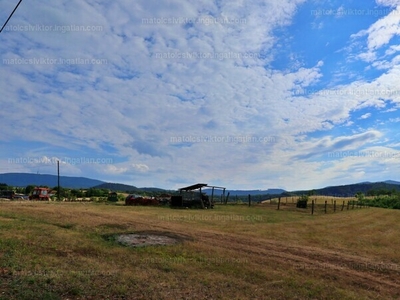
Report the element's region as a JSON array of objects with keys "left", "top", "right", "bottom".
[
  {"left": 248, "top": 194, "right": 251, "bottom": 207},
  {"left": 277, "top": 197, "right": 281, "bottom": 210},
  {"left": 341, "top": 201, "right": 345, "bottom": 211},
  {"left": 324, "top": 200, "right": 327, "bottom": 214},
  {"left": 311, "top": 200, "right": 314, "bottom": 215},
  {"left": 347, "top": 201, "right": 350, "bottom": 210},
  {"left": 352, "top": 200, "right": 355, "bottom": 209},
  {"left": 334, "top": 200, "right": 336, "bottom": 212}
]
